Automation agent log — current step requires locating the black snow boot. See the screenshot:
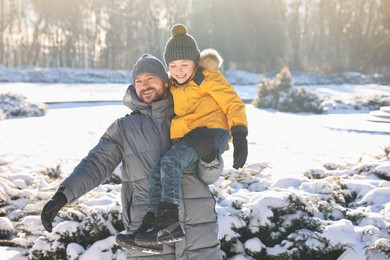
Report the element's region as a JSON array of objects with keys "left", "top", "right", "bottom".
[
  {"left": 115, "top": 211, "right": 163, "bottom": 254},
  {"left": 135, "top": 202, "right": 185, "bottom": 246}
]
